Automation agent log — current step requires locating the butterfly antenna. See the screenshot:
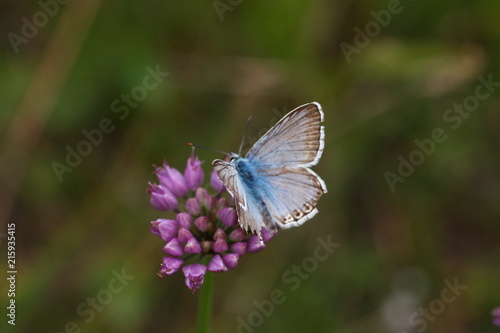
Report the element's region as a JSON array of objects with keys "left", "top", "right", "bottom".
[
  {"left": 187, "top": 143, "right": 229, "bottom": 156},
  {"left": 238, "top": 116, "right": 252, "bottom": 155}
]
